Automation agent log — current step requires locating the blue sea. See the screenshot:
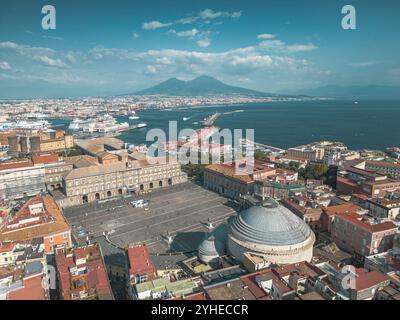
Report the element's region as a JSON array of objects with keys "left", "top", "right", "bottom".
[{"left": 52, "top": 100, "right": 400, "bottom": 150}]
